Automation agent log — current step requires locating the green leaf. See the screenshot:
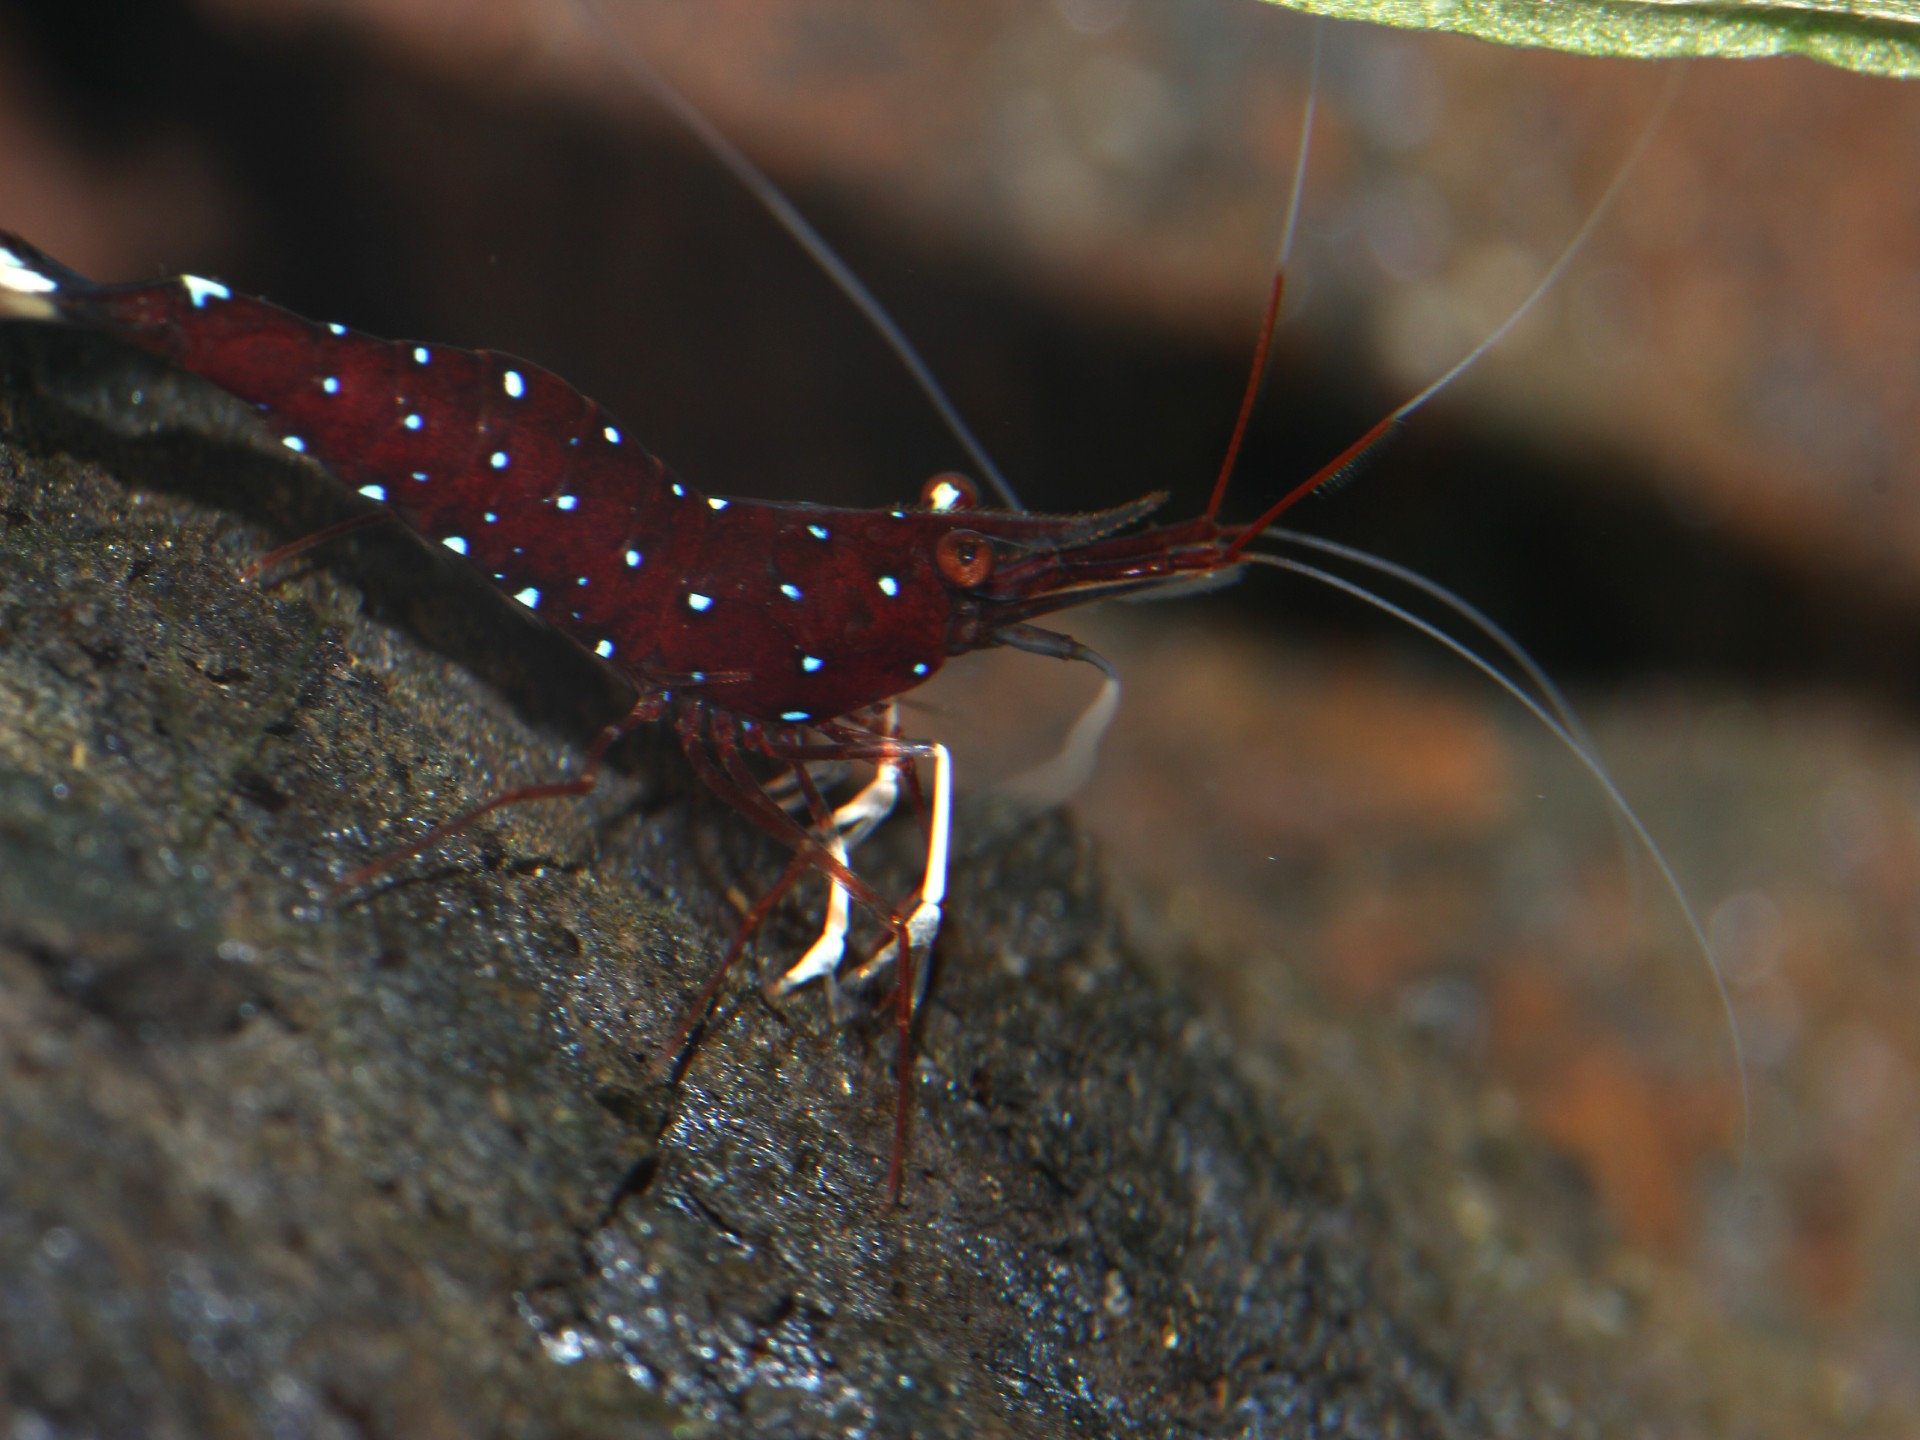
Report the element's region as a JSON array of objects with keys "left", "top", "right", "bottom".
[{"left": 1262, "top": 1, "right": 1920, "bottom": 79}]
